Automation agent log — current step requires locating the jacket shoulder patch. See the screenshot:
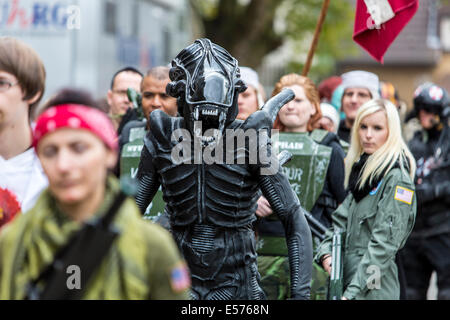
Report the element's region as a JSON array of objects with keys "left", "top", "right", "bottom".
[
  {"left": 169, "top": 261, "right": 191, "bottom": 293},
  {"left": 394, "top": 186, "right": 414, "bottom": 205}
]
